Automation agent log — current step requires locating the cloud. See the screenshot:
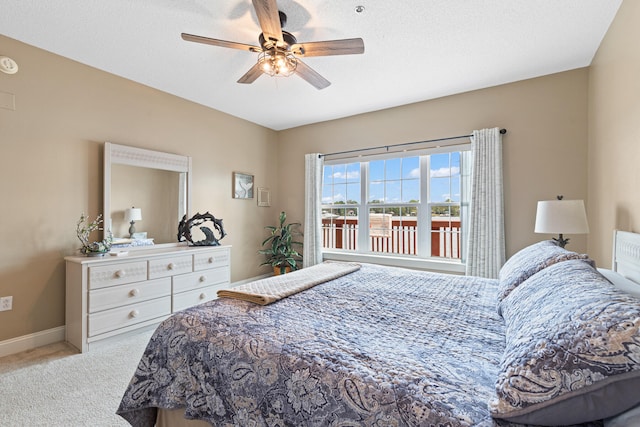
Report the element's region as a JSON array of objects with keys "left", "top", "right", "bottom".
[
  {"left": 332, "top": 171, "right": 360, "bottom": 180},
  {"left": 409, "top": 168, "right": 420, "bottom": 178},
  {"left": 323, "top": 192, "right": 345, "bottom": 204},
  {"left": 430, "top": 166, "right": 460, "bottom": 178},
  {"left": 437, "top": 192, "right": 461, "bottom": 202}
]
